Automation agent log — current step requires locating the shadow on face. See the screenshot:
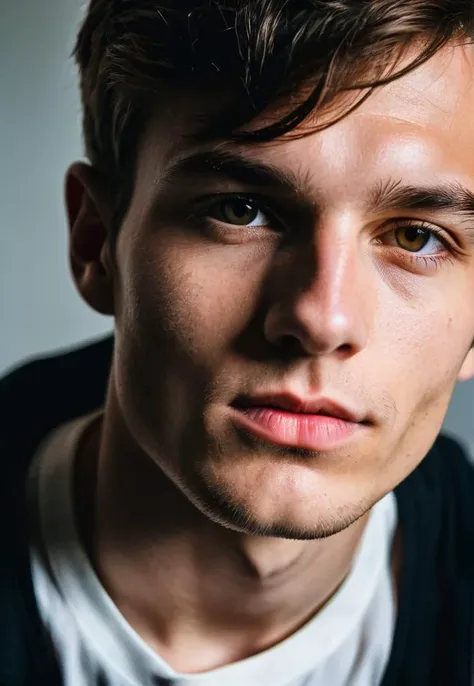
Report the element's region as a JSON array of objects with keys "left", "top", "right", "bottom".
[{"left": 67, "top": 43, "right": 474, "bottom": 539}]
